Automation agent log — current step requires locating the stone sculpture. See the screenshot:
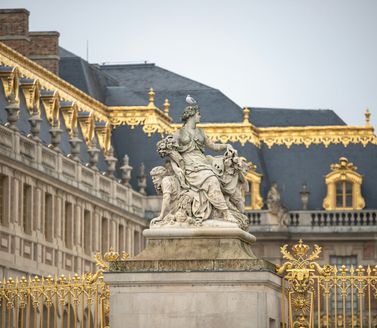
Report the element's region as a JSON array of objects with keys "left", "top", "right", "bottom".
[
  {"left": 266, "top": 182, "right": 289, "bottom": 226},
  {"left": 150, "top": 97, "right": 250, "bottom": 230}
]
